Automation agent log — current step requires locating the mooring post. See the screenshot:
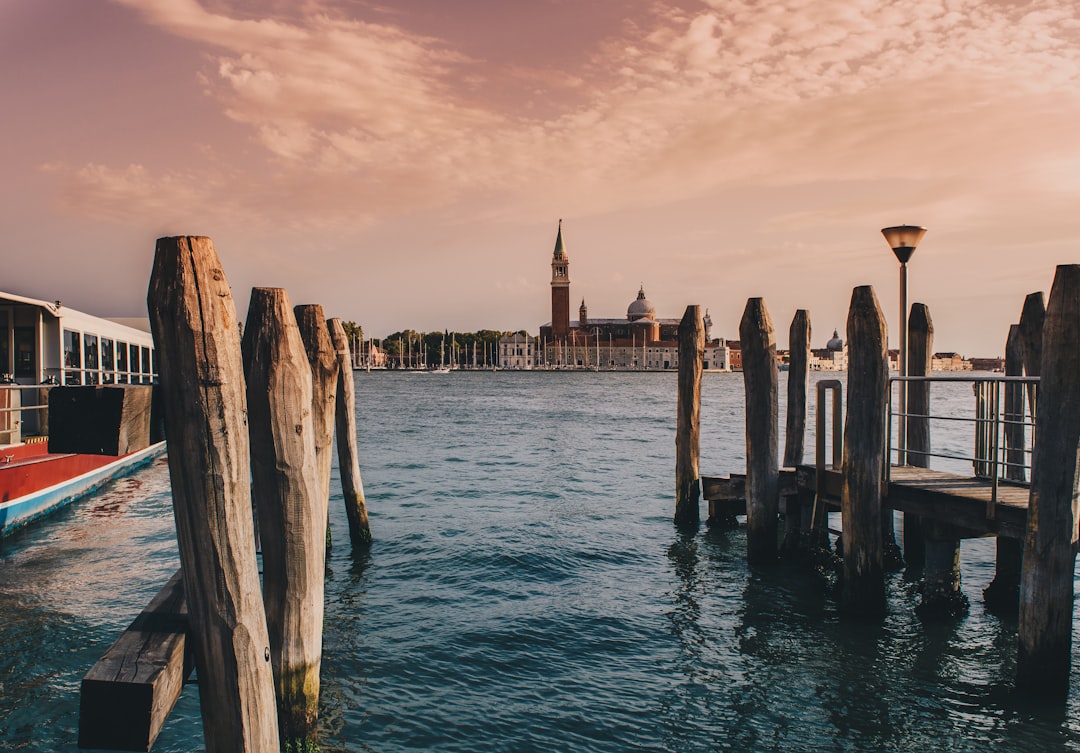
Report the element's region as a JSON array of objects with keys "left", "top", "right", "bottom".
[
  {"left": 984, "top": 324, "right": 1025, "bottom": 614},
  {"left": 328, "top": 318, "right": 373, "bottom": 546},
  {"left": 1018, "top": 291, "right": 1045, "bottom": 419},
  {"left": 740, "top": 298, "right": 779, "bottom": 564},
  {"left": 903, "top": 303, "right": 933, "bottom": 576},
  {"left": 146, "top": 237, "right": 279, "bottom": 753},
  {"left": 839, "top": 286, "right": 887, "bottom": 618},
  {"left": 782, "top": 309, "right": 810, "bottom": 552},
  {"left": 295, "top": 303, "right": 340, "bottom": 548},
  {"left": 1017, "top": 265, "right": 1080, "bottom": 698},
  {"left": 243, "top": 288, "right": 325, "bottom": 749},
  {"left": 675, "top": 305, "right": 704, "bottom": 526}
]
